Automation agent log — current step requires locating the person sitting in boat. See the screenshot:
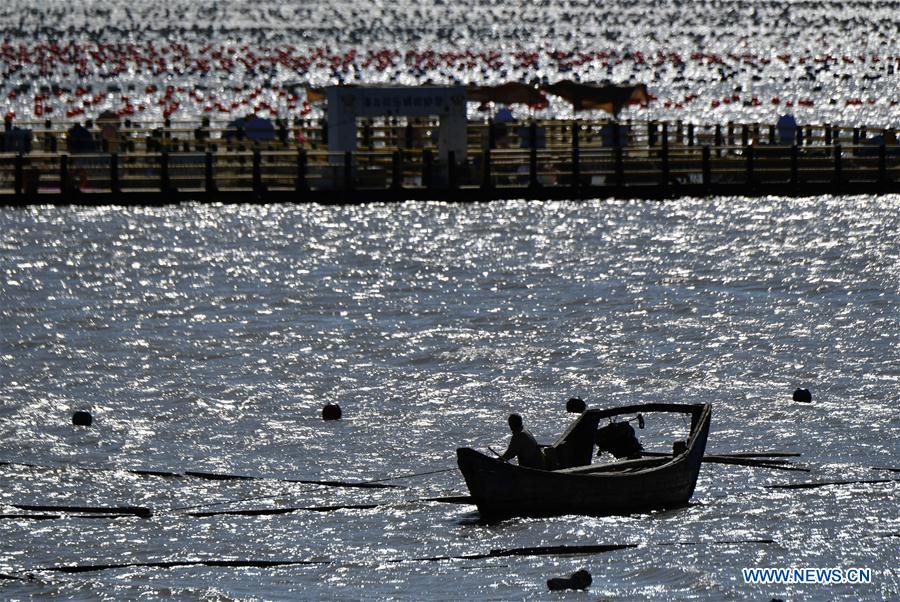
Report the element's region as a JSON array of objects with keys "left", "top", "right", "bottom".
[
  {"left": 498, "top": 414, "right": 545, "bottom": 469},
  {"left": 594, "top": 420, "right": 643, "bottom": 459}
]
